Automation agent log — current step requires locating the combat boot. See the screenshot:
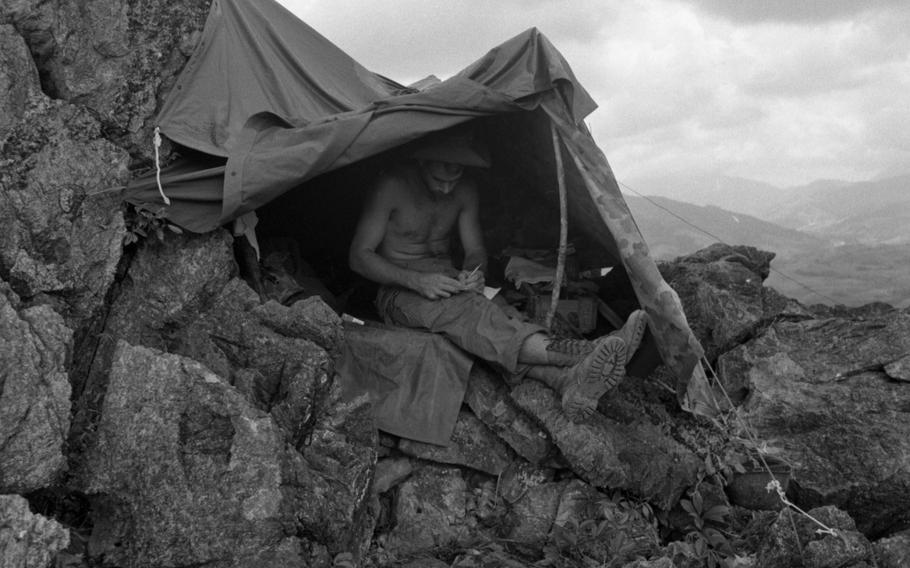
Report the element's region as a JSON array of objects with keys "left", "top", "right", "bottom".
[
  {"left": 544, "top": 309, "right": 648, "bottom": 367},
  {"left": 557, "top": 335, "right": 626, "bottom": 422}
]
